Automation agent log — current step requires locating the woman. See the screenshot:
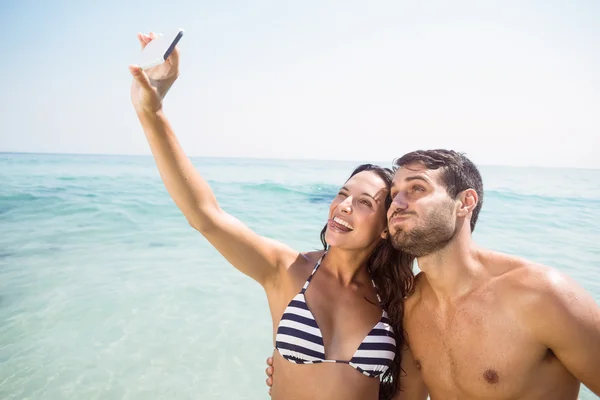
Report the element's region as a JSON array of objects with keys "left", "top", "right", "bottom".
[{"left": 128, "top": 32, "right": 414, "bottom": 400}]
